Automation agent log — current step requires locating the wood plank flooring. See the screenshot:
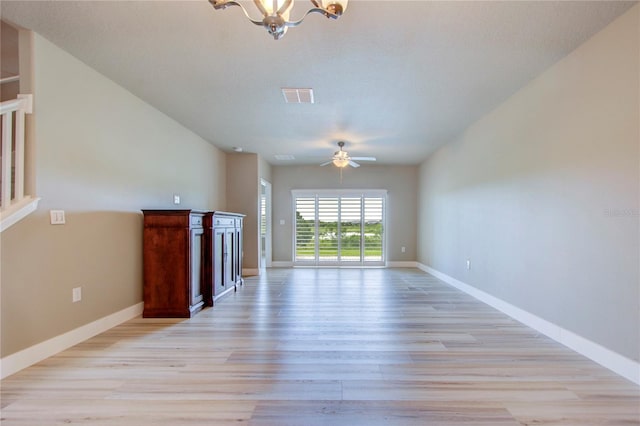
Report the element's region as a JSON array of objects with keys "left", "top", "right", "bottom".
[{"left": 1, "top": 268, "right": 638, "bottom": 425}]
